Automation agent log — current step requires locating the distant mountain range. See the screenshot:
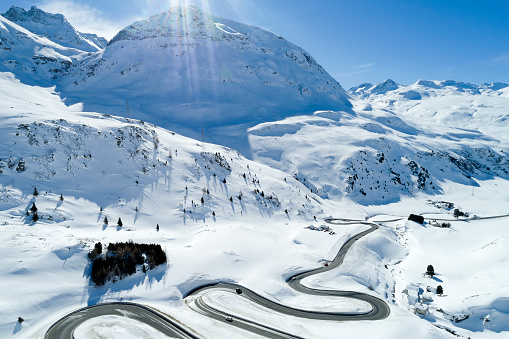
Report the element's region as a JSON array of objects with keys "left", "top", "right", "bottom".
[{"left": 349, "top": 79, "right": 508, "bottom": 98}]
